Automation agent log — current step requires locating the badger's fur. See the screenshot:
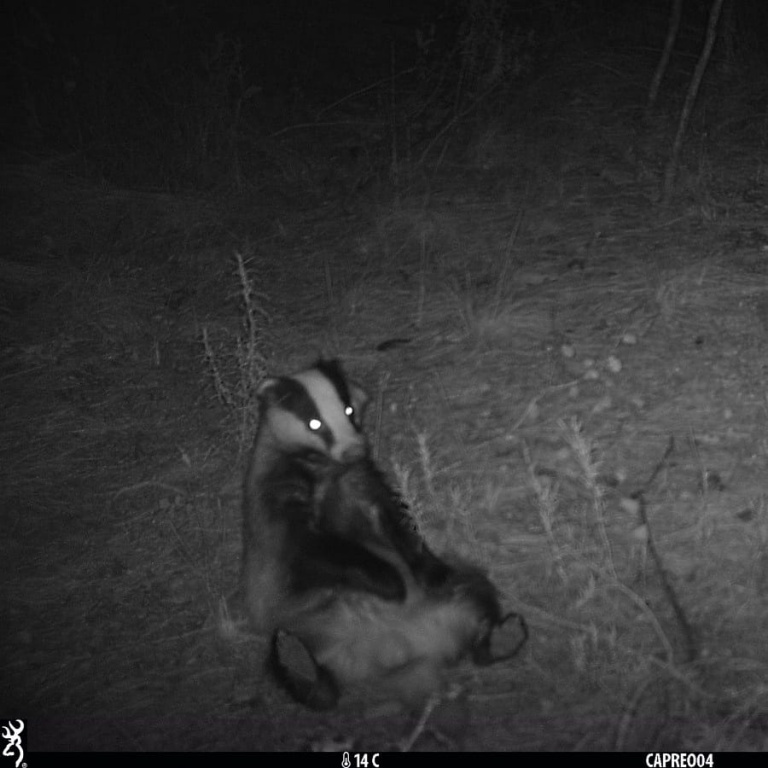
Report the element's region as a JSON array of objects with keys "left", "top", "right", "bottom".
[
  {"left": 270, "top": 456, "right": 527, "bottom": 708},
  {"left": 240, "top": 359, "right": 401, "bottom": 632},
  {"left": 239, "top": 359, "right": 526, "bottom": 710}
]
